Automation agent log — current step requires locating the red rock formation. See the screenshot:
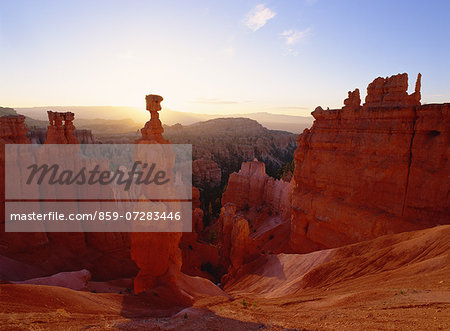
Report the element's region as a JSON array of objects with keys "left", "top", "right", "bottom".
[
  {"left": 0, "top": 116, "right": 44, "bottom": 279},
  {"left": 0, "top": 112, "right": 136, "bottom": 282},
  {"left": 180, "top": 187, "right": 221, "bottom": 282},
  {"left": 0, "top": 115, "right": 30, "bottom": 143},
  {"left": 222, "top": 160, "right": 292, "bottom": 221},
  {"left": 135, "top": 94, "right": 169, "bottom": 144},
  {"left": 290, "top": 73, "right": 449, "bottom": 252},
  {"left": 45, "top": 111, "right": 79, "bottom": 144},
  {"left": 130, "top": 94, "right": 186, "bottom": 304},
  {"left": 364, "top": 73, "right": 421, "bottom": 108},
  {"left": 192, "top": 158, "right": 221, "bottom": 188},
  {"left": 343, "top": 88, "right": 361, "bottom": 110},
  {"left": 191, "top": 187, "right": 203, "bottom": 233},
  {"left": 217, "top": 204, "right": 257, "bottom": 279},
  {"left": 164, "top": 118, "right": 298, "bottom": 185},
  {"left": 0, "top": 101, "right": 188, "bottom": 290},
  {"left": 217, "top": 160, "right": 294, "bottom": 283},
  {"left": 63, "top": 112, "right": 79, "bottom": 144}
]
